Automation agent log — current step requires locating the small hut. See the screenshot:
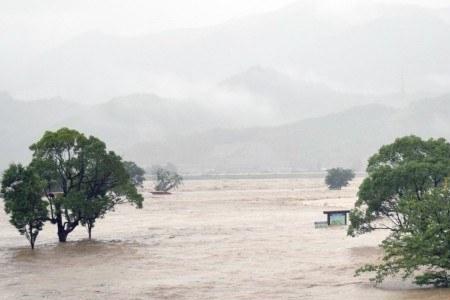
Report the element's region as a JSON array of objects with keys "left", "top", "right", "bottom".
[{"left": 323, "top": 210, "right": 350, "bottom": 226}]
